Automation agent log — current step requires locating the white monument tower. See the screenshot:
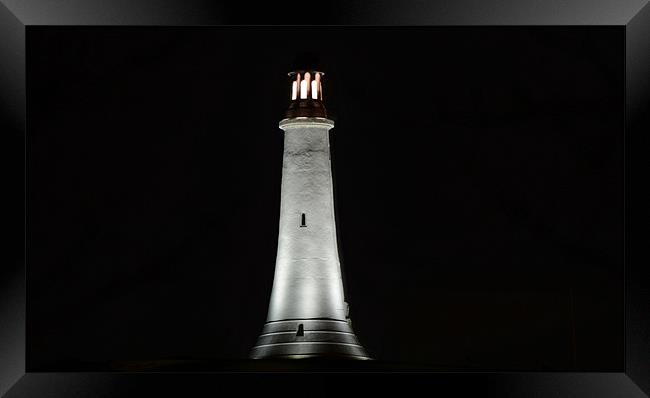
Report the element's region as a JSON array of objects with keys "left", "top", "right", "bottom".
[{"left": 250, "top": 70, "right": 370, "bottom": 360}]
